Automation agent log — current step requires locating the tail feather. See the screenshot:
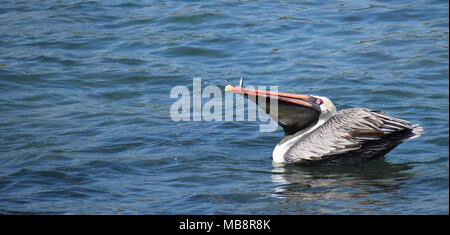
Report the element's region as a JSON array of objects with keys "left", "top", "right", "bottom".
[
  {"left": 371, "top": 110, "right": 424, "bottom": 141},
  {"left": 406, "top": 124, "right": 425, "bottom": 141}
]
